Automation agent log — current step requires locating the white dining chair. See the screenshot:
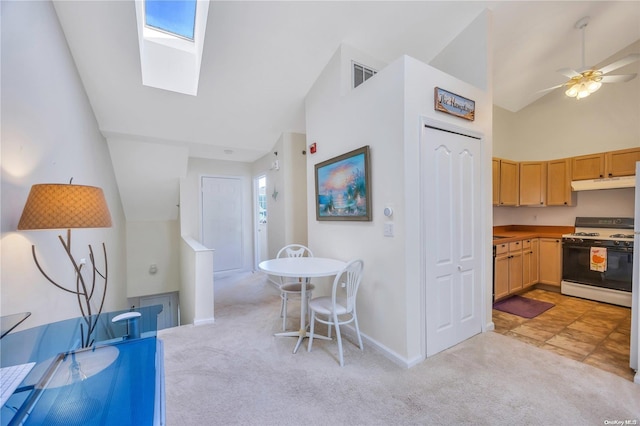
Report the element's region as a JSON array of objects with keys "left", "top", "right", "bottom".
[
  {"left": 276, "top": 244, "right": 315, "bottom": 331},
  {"left": 307, "top": 259, "right": 364, "bottom": 366}
]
